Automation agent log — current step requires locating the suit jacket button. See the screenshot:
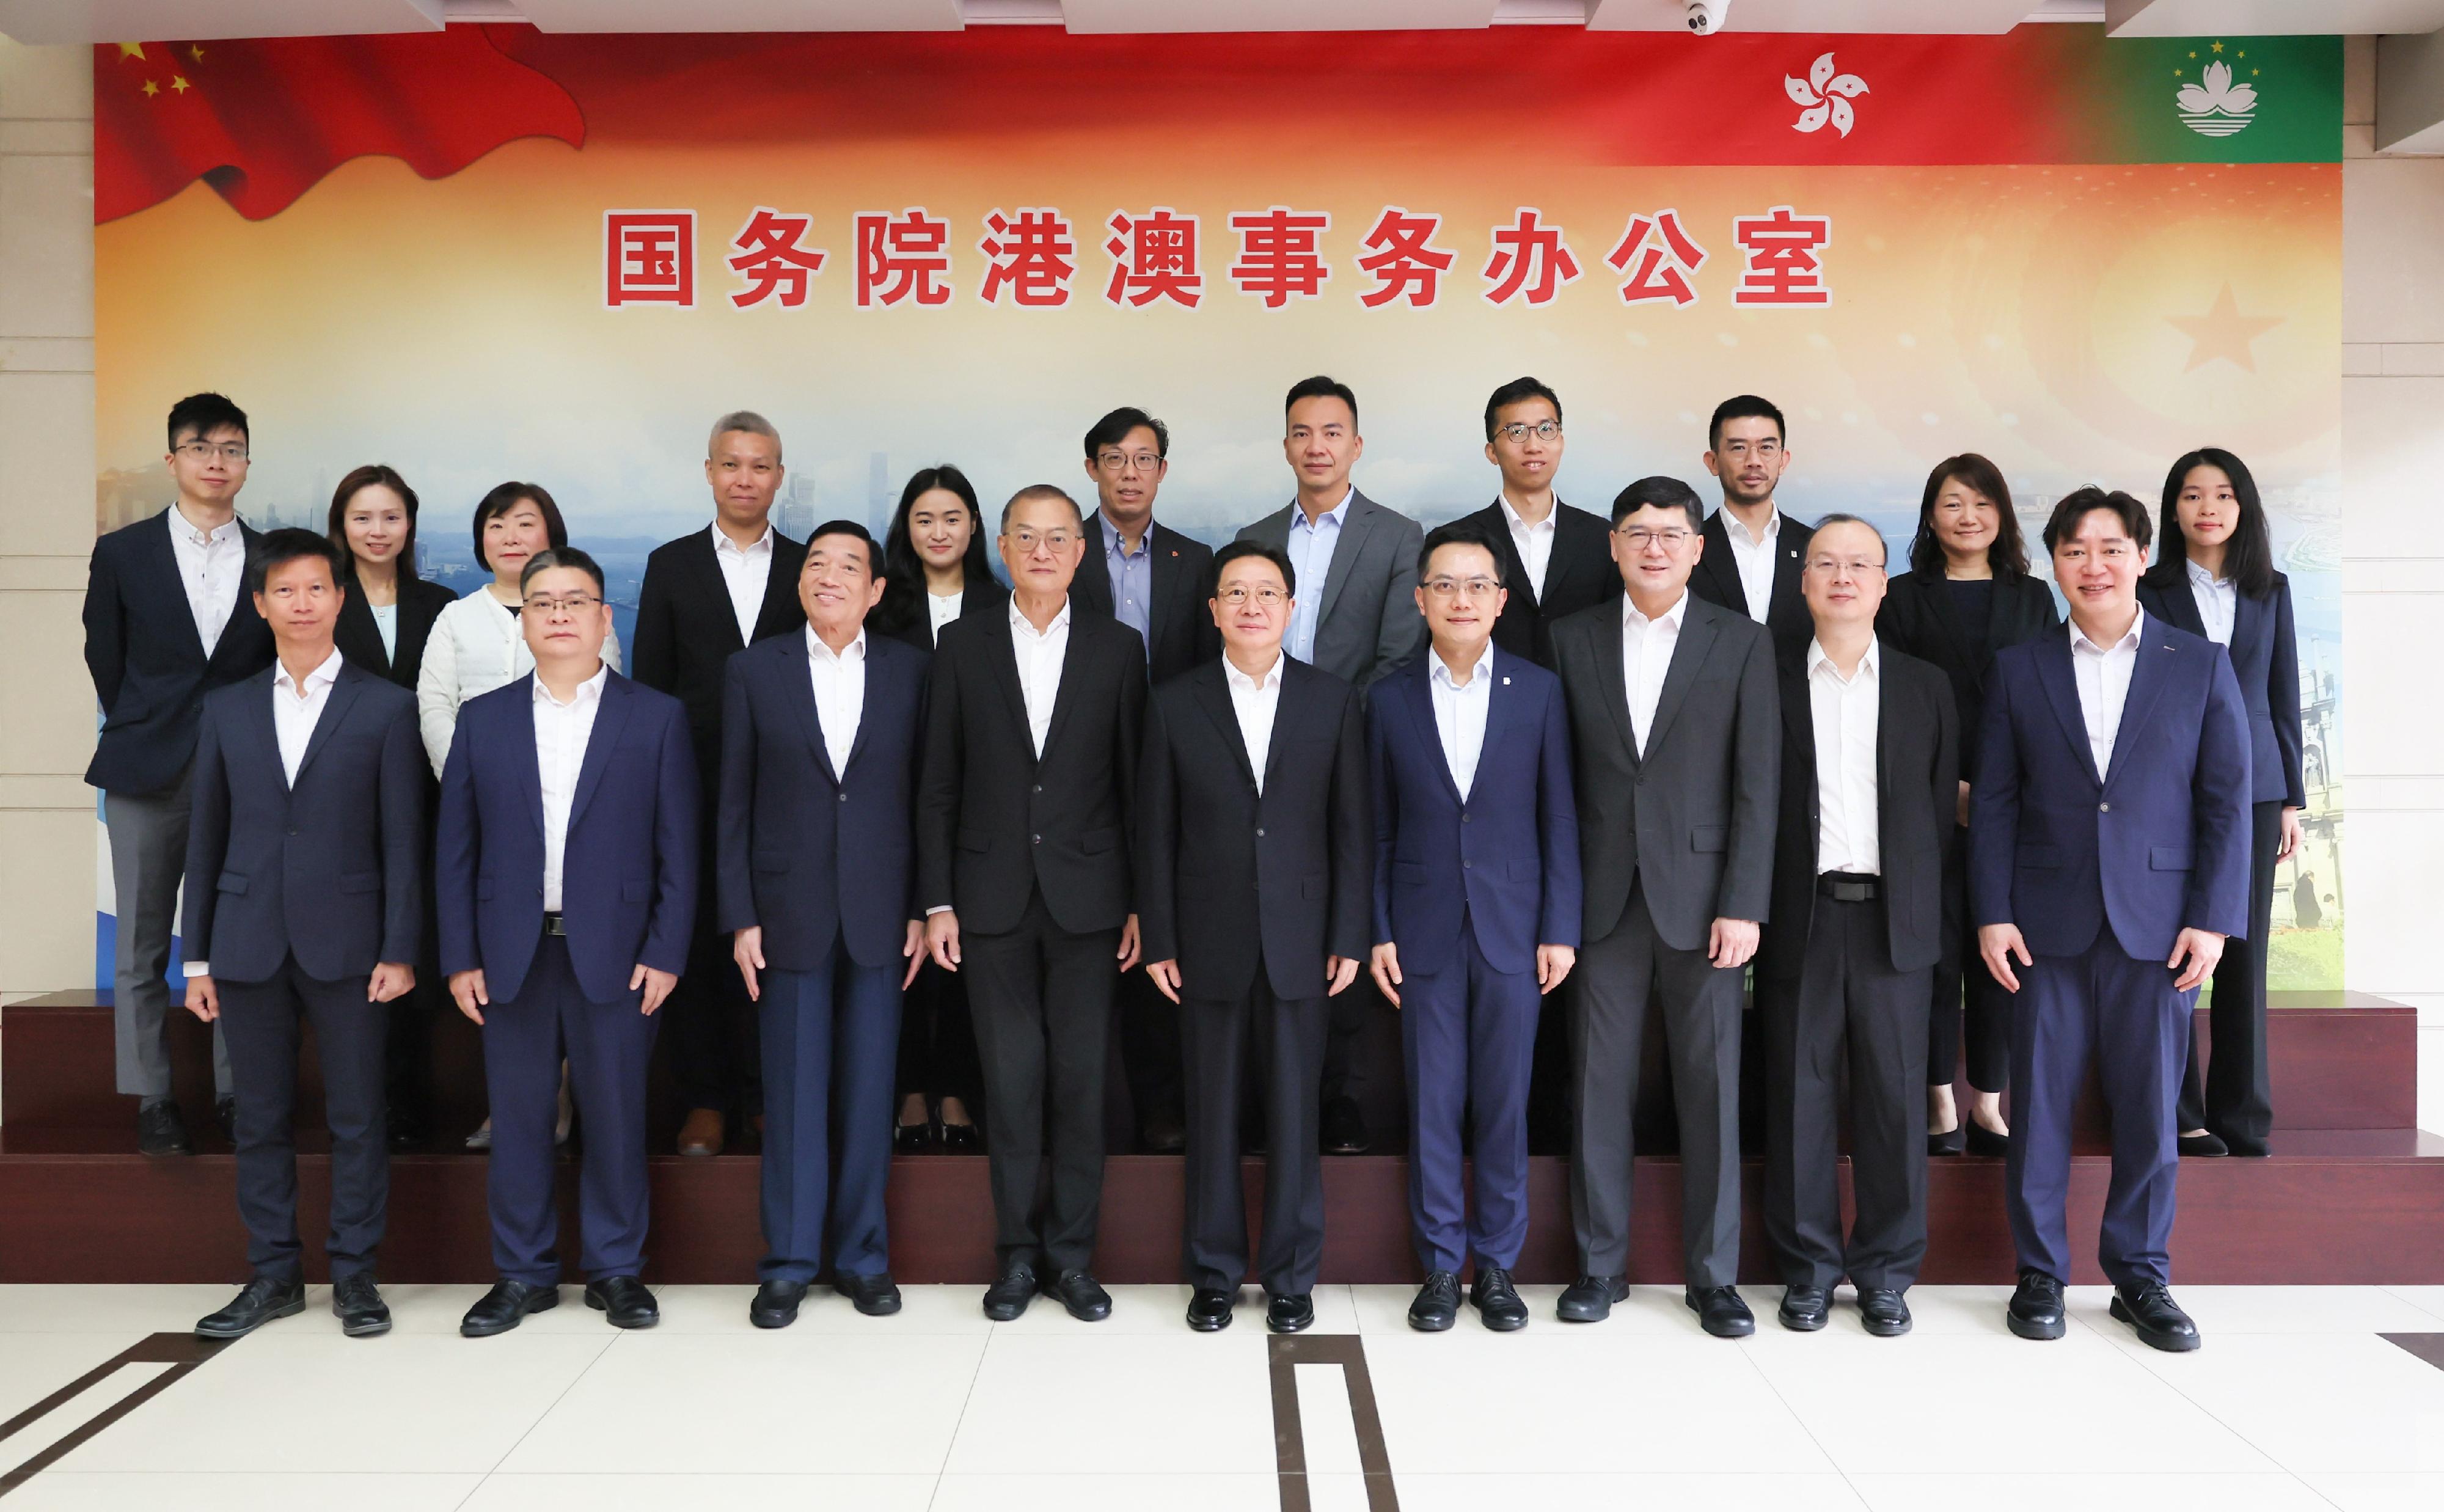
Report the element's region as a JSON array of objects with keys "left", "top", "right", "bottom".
[
  {"left": 2099, "top": 802, "right": 2111, "bottom": 813},
  {"left": 1462, "top": 813, "right": 1471, "bottom": 823},
  {"left": 1034, "top": 784, "right": 1043, "bottom": 793},
  {"left": 1032, "top": 833, "right": 1042, "bottom": 844},
  {"left": 838, "top": 792, "right": 848, "bottom": 802},
  {"left": 1256, "top": 827, "right": 1265, "bottom": 837},
  {"left": 1463, "top": 860, "right": 1472, "bottom": 869}
]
